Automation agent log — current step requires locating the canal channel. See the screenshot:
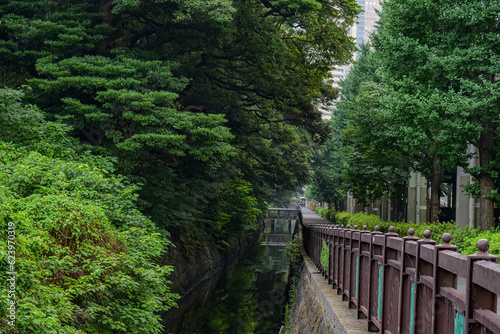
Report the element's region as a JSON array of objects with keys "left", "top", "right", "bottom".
[{"left": 164, "top": 217, "right": 297, "bottom": 333}]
